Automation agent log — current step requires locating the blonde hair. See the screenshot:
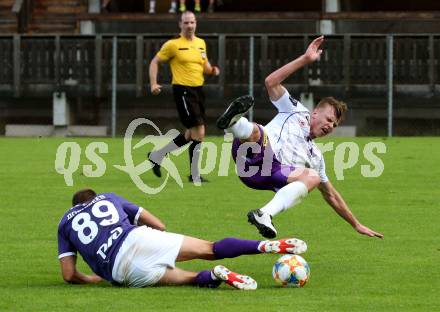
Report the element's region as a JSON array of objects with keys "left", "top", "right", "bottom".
[{"left": 316, "top": 97, "right": 348, "bottom": 124}]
